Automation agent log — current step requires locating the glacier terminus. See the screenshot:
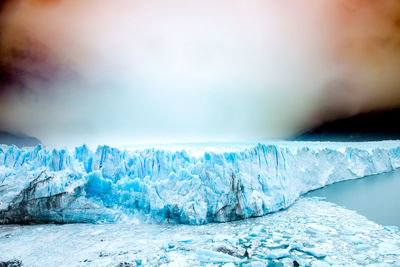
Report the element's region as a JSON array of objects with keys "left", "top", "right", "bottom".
[{"left": 1, "top": 141, "right": 400, "bottom": 225}]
